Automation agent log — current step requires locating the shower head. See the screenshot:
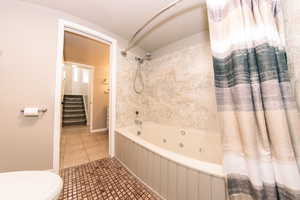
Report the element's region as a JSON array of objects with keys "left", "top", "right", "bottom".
[
  {"left": 143, "top": 53, "right": 152, "bottom": 61},
  {"left": 135, "top": 53, "right": 152, "bottom": 64}
]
